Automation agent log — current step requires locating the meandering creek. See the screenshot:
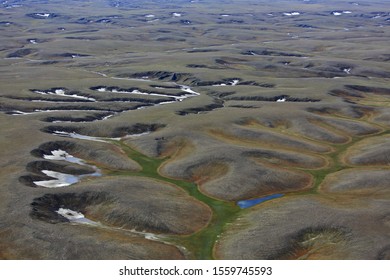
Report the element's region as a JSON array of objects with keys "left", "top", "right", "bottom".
[
  {"left": 25, "top": 72, "right": 286, "bottom": 257},
  {"left": 18, "top": 73, "right": 289, "bottom": 258}
]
